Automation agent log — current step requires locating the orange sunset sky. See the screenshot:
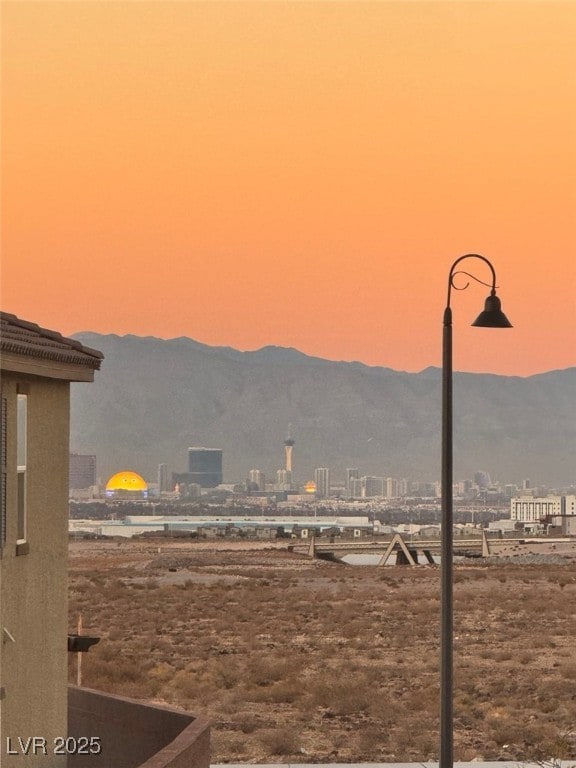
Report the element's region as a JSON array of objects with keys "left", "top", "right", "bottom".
[{"left": 2, "top": 1, "right": 575, "bottom": 377}]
